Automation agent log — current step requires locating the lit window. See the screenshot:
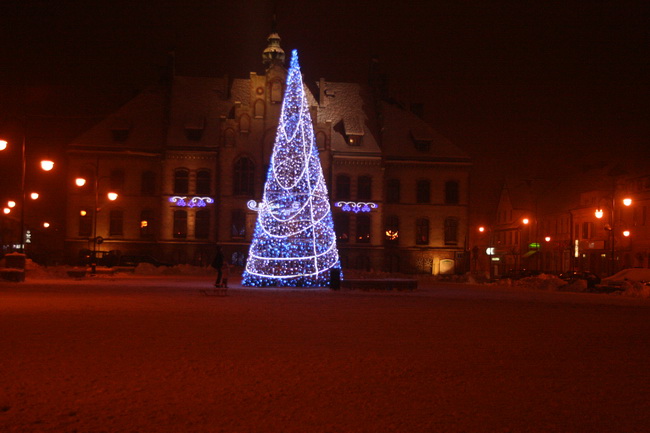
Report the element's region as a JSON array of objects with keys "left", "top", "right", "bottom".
[
  {"left": 335, "top": 213, "right": 350, "bottom": 243},
  {"left": 356, "top": 214, "right": 371, "bottom": 243}
]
